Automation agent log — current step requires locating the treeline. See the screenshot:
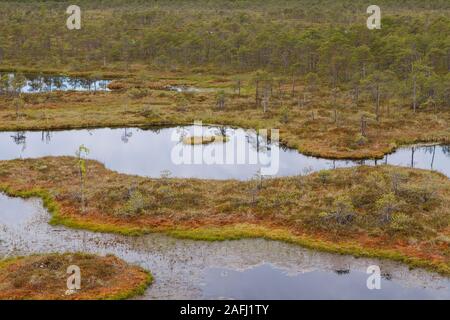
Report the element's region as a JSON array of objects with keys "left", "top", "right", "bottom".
[{"left": 0, "top": 0, "right": 449, "bottom": 107}]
